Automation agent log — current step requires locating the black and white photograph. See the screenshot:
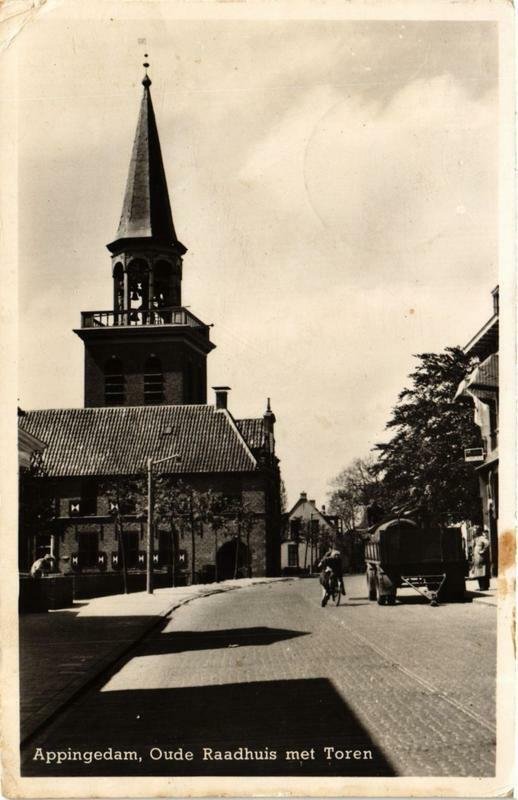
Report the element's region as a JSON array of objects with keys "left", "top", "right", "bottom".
[{"left": 1, "top": 0, "right": 515, "bottom": 796}]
